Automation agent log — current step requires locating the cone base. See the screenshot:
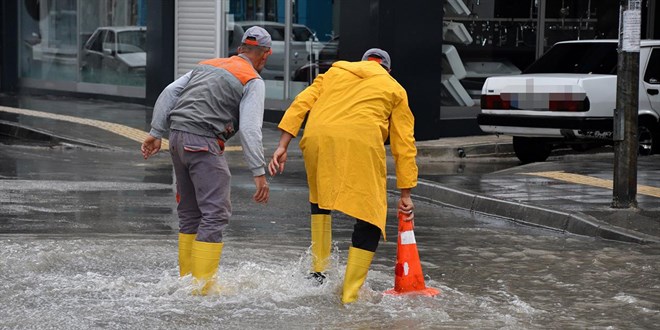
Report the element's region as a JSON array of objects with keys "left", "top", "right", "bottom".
[{"left": 384, "top": 287, "right": 440, "bottom": 297}]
